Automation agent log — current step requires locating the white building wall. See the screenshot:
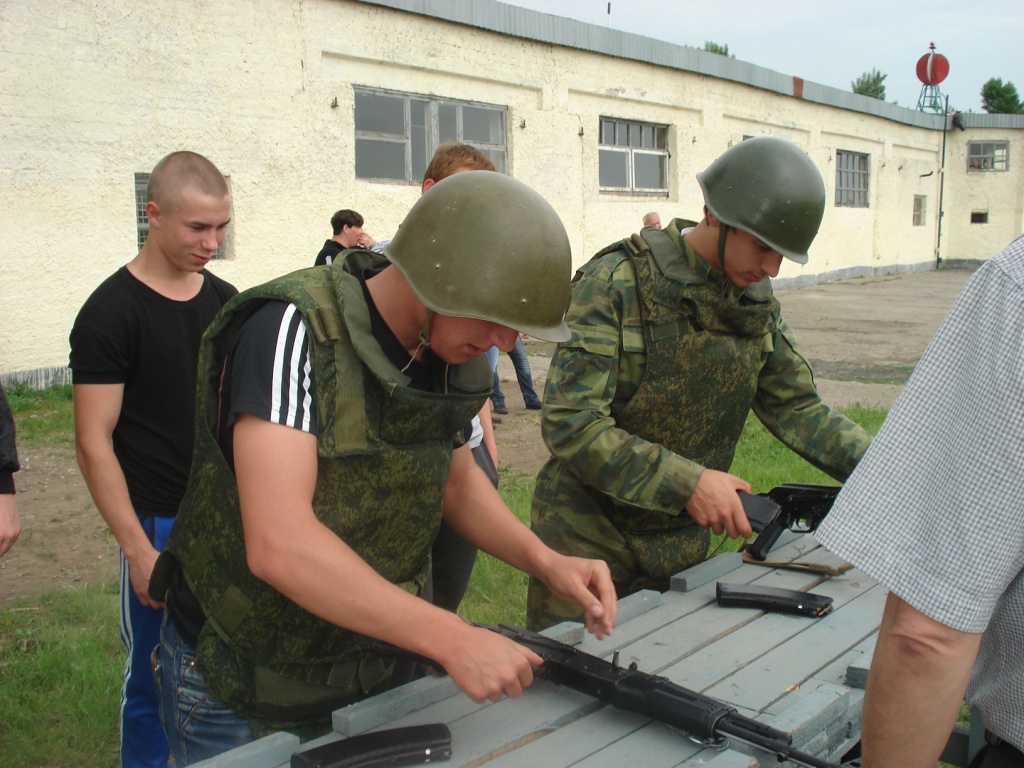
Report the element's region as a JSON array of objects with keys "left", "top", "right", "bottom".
[
  {"left": 0, "top": 0, "right": 1020, "bottom": 380},
  {"left": 943, "top": 129, "right": 1024, "bottom": 260}
]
